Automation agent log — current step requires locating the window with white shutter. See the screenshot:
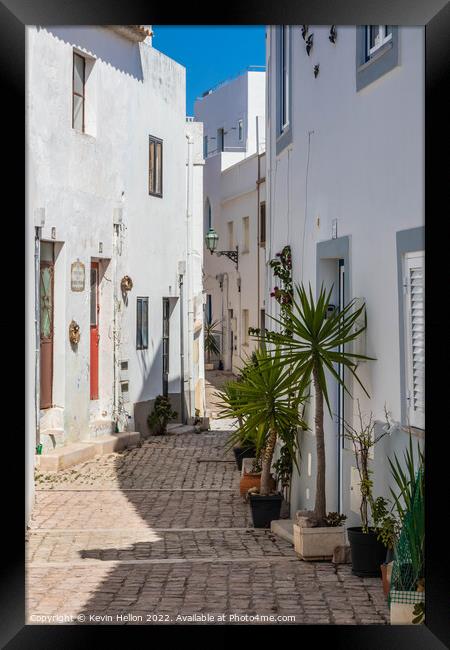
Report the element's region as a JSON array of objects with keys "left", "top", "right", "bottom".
[{"left": 404, "top": 251, "right": 424, "bottom": 429}]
